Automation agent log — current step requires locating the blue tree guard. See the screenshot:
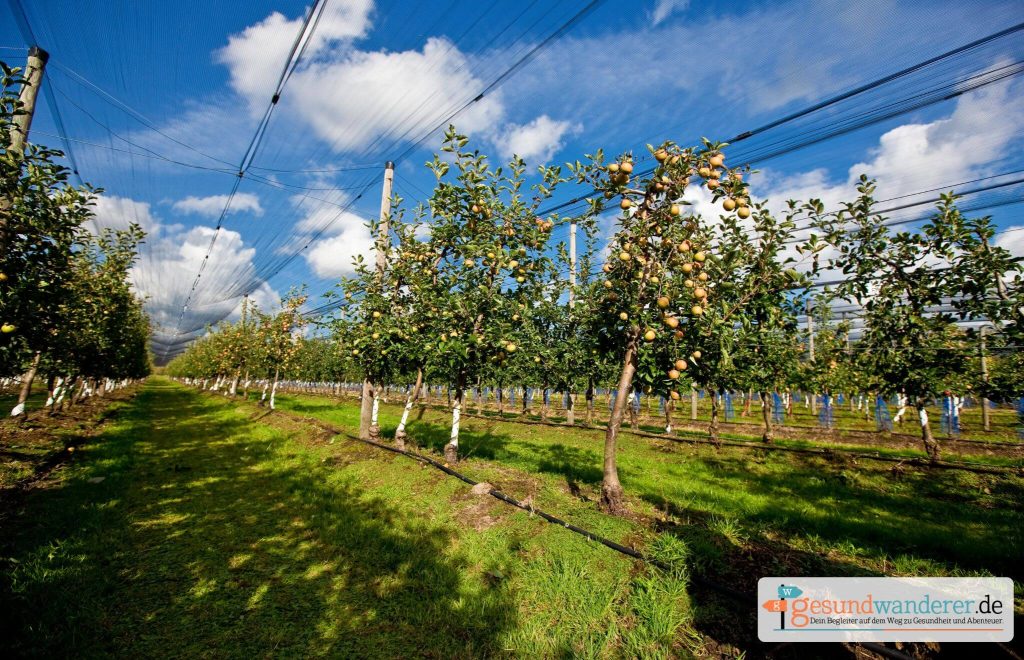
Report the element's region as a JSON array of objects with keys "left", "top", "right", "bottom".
[
  {"left": 723, "top": 391, "right": 735, "bottom": 421},
  {"left": 633, "top": 391, "right": 642, "bottom": 413},
  {"left": 609, "top": 390, "right": 616, "bottom": 410},
  {"left": 818, "top": 394, "right": 834, "bottom": 429},
  {"left": 659, "top": 396, "right": 666, "bottom": 414},
  {"left": 772, "top": 392, "right": 785, "bottom": 424},
  {"left": 940, "top": 395, "right": 960, "bottom": 436},
  {"left": 1017, "top": 397, "right": 1024, "bottom": 440},
  {"left": 509, "top": 388, "right": 515, "bottom": 405},
  {"left": 837, "top": 393, "right": 844, "bottom": 405},
  {"left": 543, "top": 389, "right": 550, "bottom": 406},
  {"left": 875, "top": 394, "right": 893, "bottom": 432}
]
